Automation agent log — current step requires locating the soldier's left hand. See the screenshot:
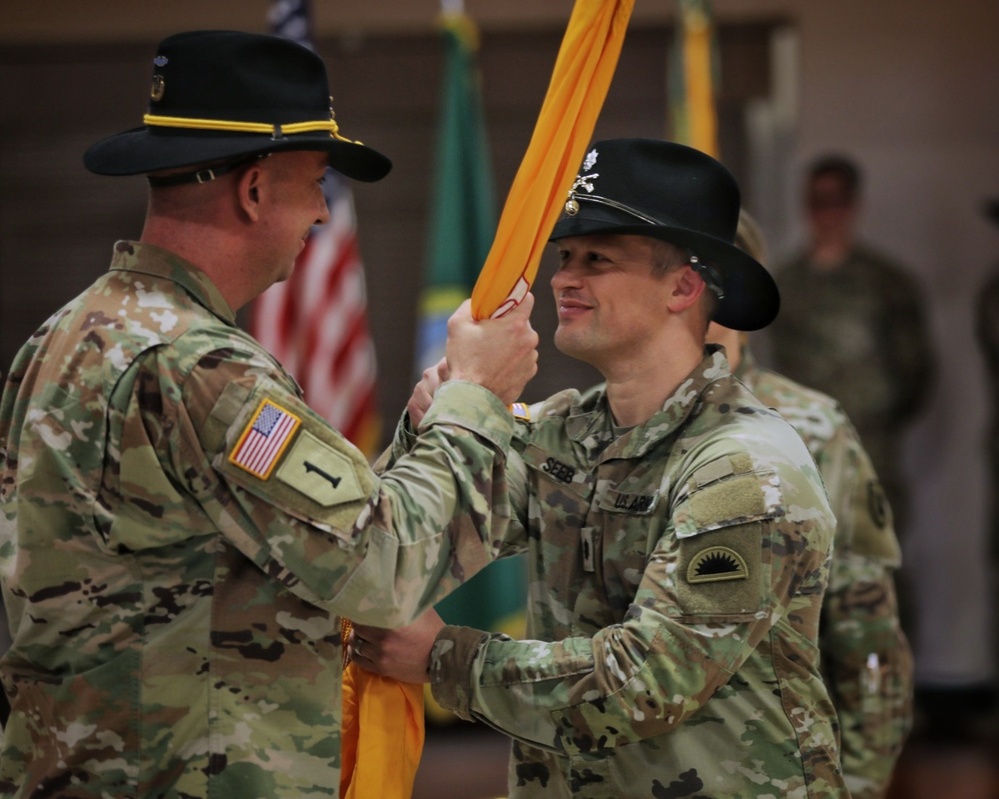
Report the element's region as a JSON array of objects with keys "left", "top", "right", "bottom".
[{"left": 350, "top": 609, "right": 445, "bottom": 684}]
